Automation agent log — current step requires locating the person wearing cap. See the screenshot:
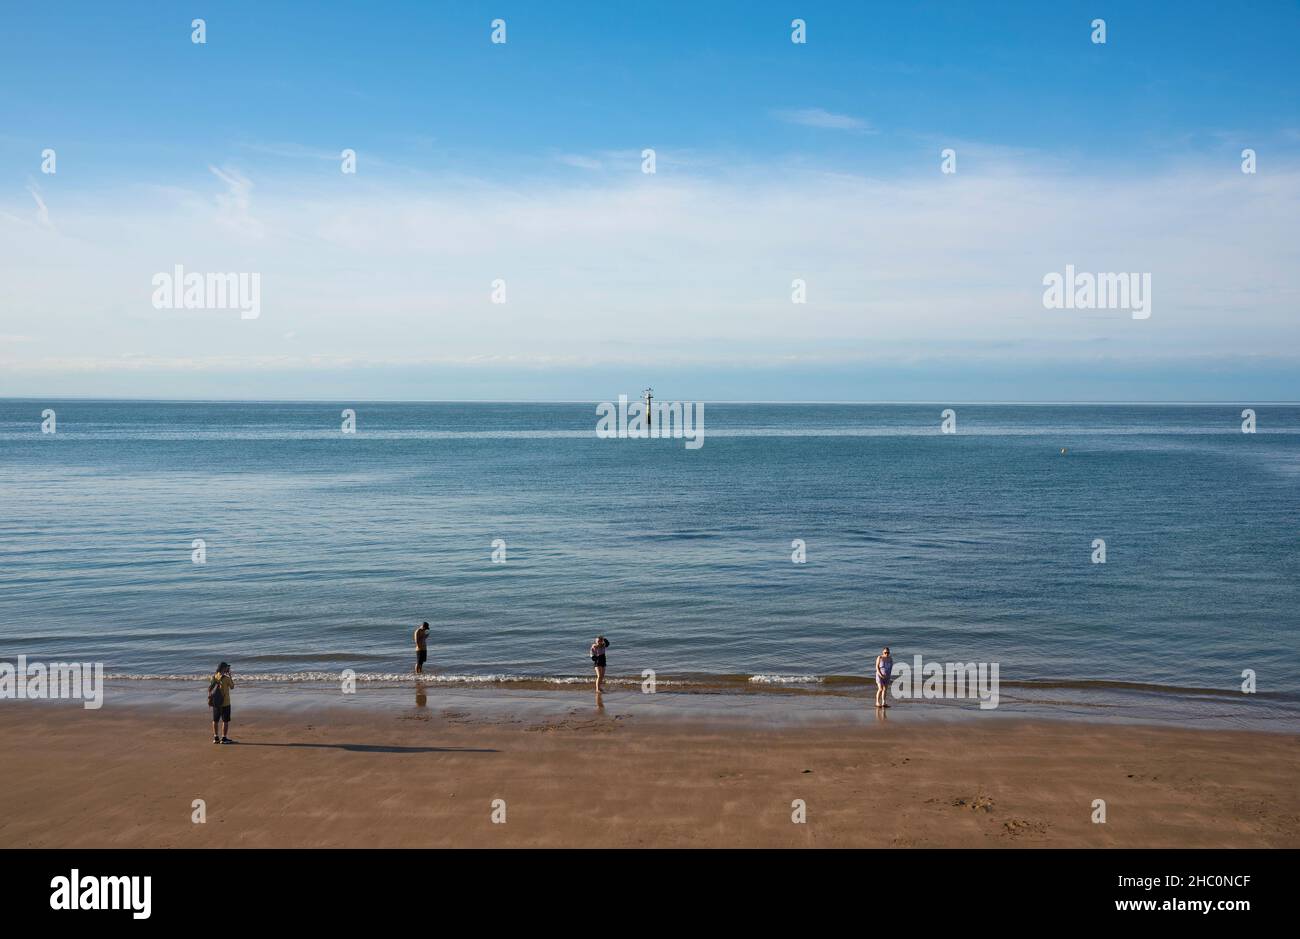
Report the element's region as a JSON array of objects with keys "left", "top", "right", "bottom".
[{"left": 209, "top": 661, "right": 235, "bottom": 744}]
